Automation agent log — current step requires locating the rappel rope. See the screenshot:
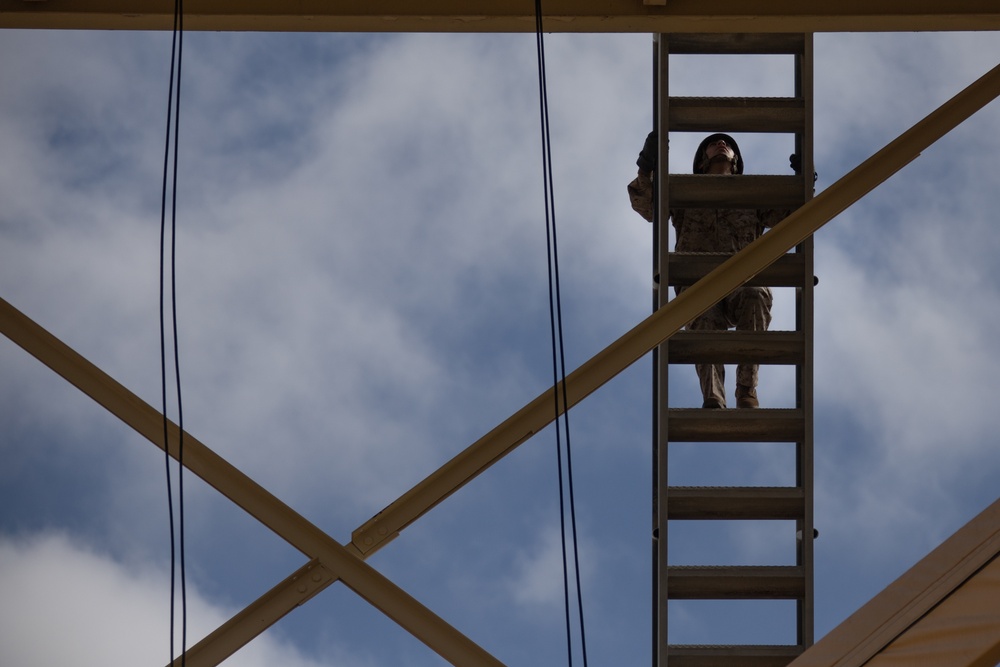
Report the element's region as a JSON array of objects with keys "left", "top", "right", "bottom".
[
  {"left": 158, "top": 0, "right": 187, "bottom": 664},
  {"left": 534, "top": 2, "right": 590, "bottom": 666}
]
